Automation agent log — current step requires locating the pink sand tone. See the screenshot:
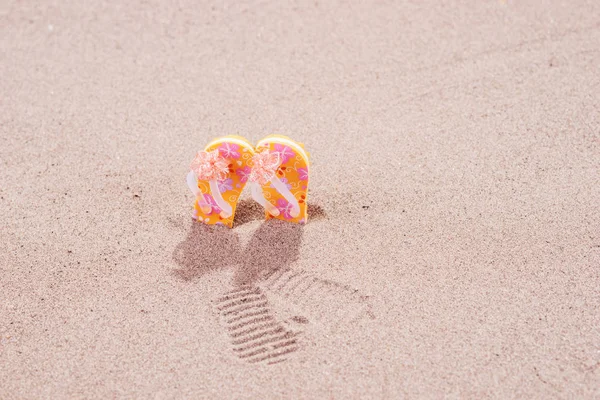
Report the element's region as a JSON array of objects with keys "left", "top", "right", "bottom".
[{"left": 1, "top": 1, "right": 599, "bottom": 398}]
